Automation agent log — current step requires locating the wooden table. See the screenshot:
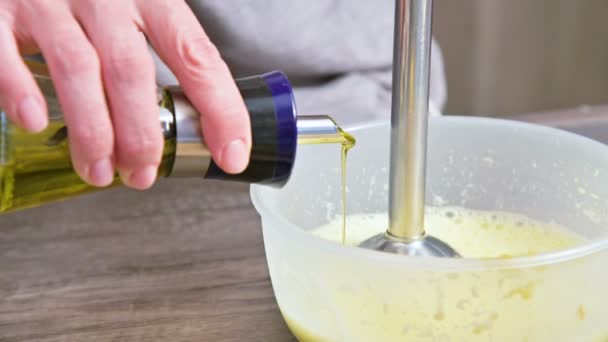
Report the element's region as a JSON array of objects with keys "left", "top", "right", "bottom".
[{"left": 1, "top": 106, "right": 608, "bottom": 342}]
